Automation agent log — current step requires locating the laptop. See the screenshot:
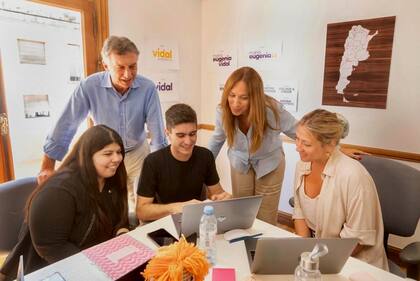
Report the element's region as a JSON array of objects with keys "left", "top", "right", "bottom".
[
  {"left": 245, "top": 237, "right": 358, "bottom": 274},
  {"left": 172, "top": 195, "right": 263, "bottom": 237}
]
